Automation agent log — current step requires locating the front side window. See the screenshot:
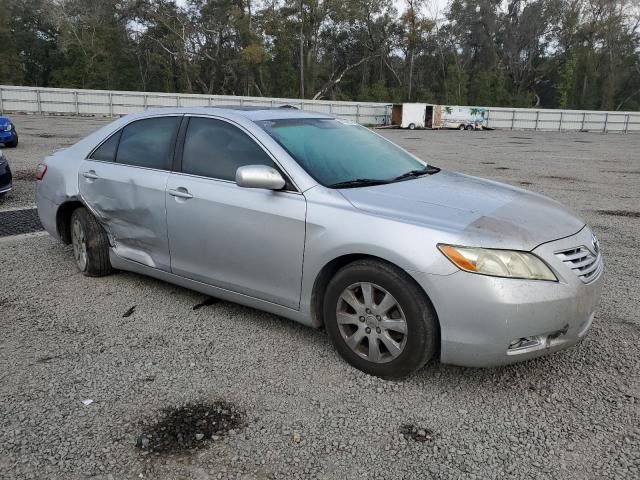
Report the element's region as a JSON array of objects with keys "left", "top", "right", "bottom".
[
  {"left": 181, "top": 117, "right": 275, "bottom": 181},
  {"left": 116, "top": 116, "right": 180, "bottom": 170},
  {"left": 89, "top": 130, "right": 121, "bottom": 162},
  {"left": 257, "top": 119, "right": 426, "bottom": 186}
]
